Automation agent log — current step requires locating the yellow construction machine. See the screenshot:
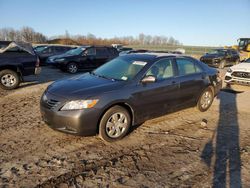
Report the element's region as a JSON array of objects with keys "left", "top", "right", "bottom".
[
  {"left": 224, "top": 38, "right": 250, "bottom": 60},
  {"left": 237, "top": 38, "right": 250, "bottom": 60}
]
